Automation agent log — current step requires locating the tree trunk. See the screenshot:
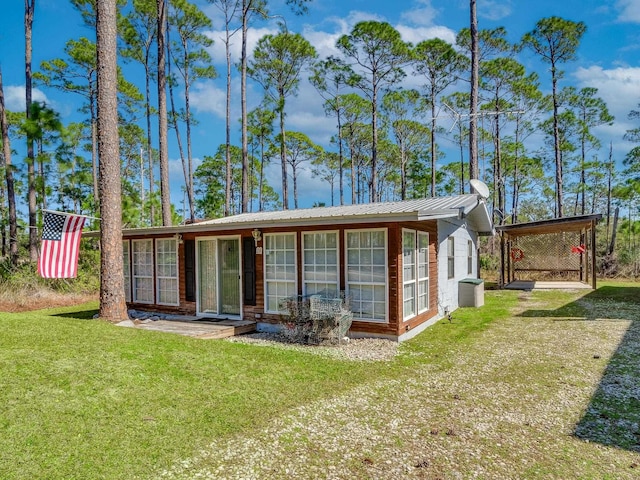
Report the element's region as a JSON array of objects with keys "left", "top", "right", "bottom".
[
  {"left": 25, "top": 0, "right": 38, "bottom": 262},
  {"left": 91, "top": 102, "right": 99, "bottom": 208},
  {"left": 279, "top": 99, "right": 288, "bottom": 209},
  {"left": 606, "top": 142, "right": 613, "bottom": 246},
  {"left": 430, "top": 83, "right": 437, "bottom": 197},
  {"left": 157, "top": 0, "right": 172, "bottom": 226},
  {"left": 292, "top": 164, "right": 298, "bottom": 209},
  {"left": 0, "top": 67, "right": 19, "bottom": 266},
  {"left": 551, "top": 60, "right": 563, "bottom": 217},
  {"left": 166, "top": 28, "right": 189, "bottom": 224},
  {"left": 371, "top": 83, "right": 378, "bottom": 202},
  {"left": 225, "top": 24, "right": 232, "bottom": 216},
  {"left": 258, "top": 136, "right": 264, "bottom": 211},
  {"left": 468, "top": 0, "right": 480, "bottom": 182},
  {"left": 182, "top": 40, "right": 195, "bottom": 222},
  {"left": 240, "top": 0, "right": 249, "bottom": 213},
  {"left": 608, "top": 206, "right": 619, "bottom": 255},
  {"left": 96, "top": 0, "right": 128, "bottom": 321},
  {"left": 144, "top": 55, "right": 155, "bottom": 226},
  {"left": 337, "top": 112, "right": 344, "bottom": 205}
]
